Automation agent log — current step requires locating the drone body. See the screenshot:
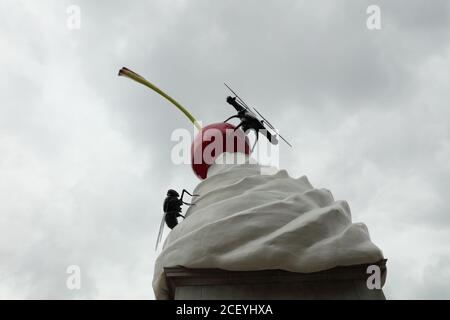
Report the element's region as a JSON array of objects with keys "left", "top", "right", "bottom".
[
  {"left": 223, "top": 84, "right": 292, "bottom": 150},
  {"left": 224, "top": 96, "right": 278, "bottom": 149}
]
